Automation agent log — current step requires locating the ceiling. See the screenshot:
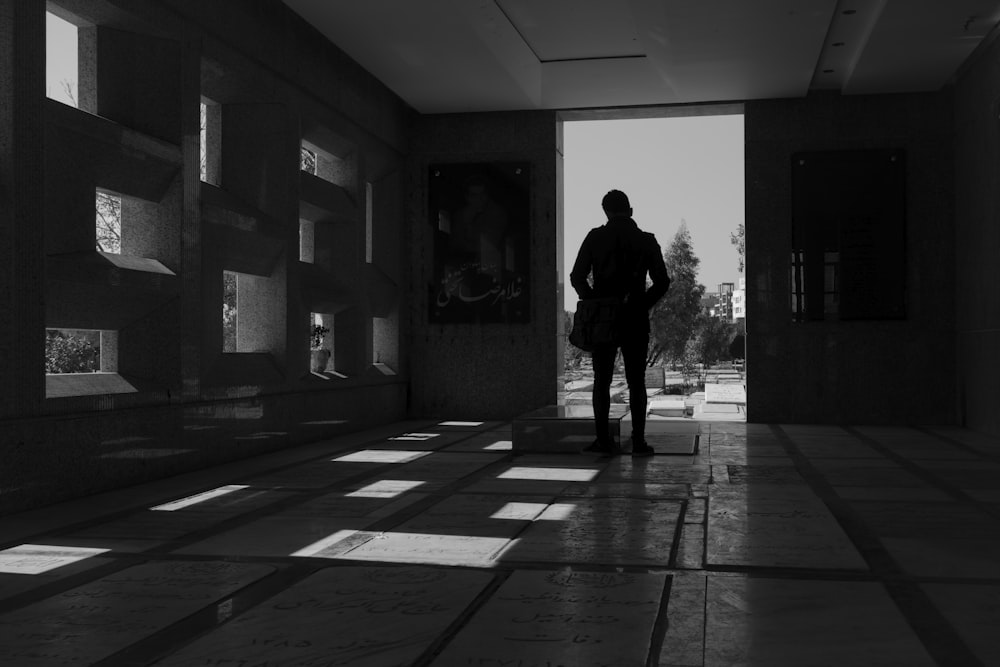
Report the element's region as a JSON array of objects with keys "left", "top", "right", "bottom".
[{"left": 283, "top": 0, "right": 1000, "bottom": 114}]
